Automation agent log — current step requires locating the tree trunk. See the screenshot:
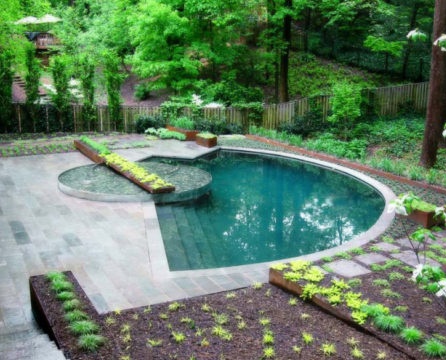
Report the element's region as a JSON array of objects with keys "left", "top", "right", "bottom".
[
  {"left": 402, "top": 4, "right": 420, "bottom": 79},
  {"left": 278, "top": 0, "right": 292, "bottom": 103},
  {"left": 420, "top": 0, "right": 446, "bottom": 168}
]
